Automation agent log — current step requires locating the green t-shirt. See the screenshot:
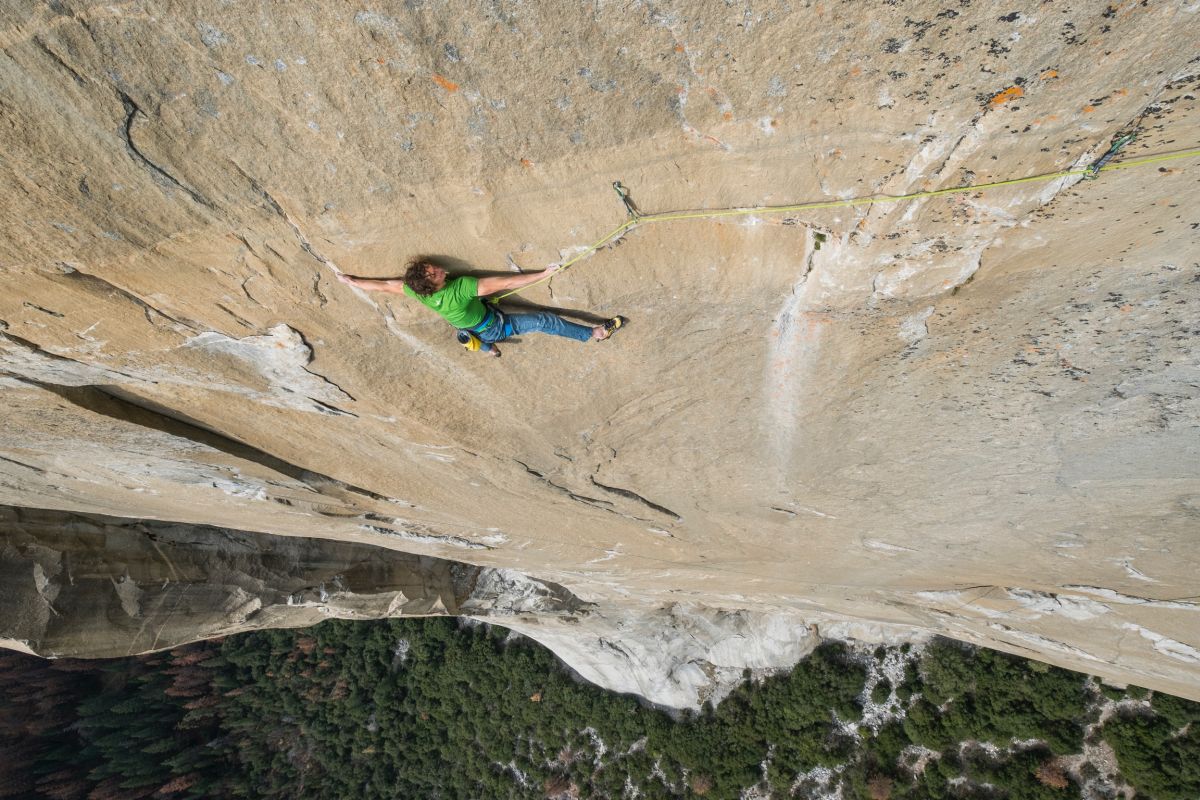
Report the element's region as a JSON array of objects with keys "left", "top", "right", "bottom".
[{"left": 403, "top": 275, "right": 487, "bottom": 329}]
